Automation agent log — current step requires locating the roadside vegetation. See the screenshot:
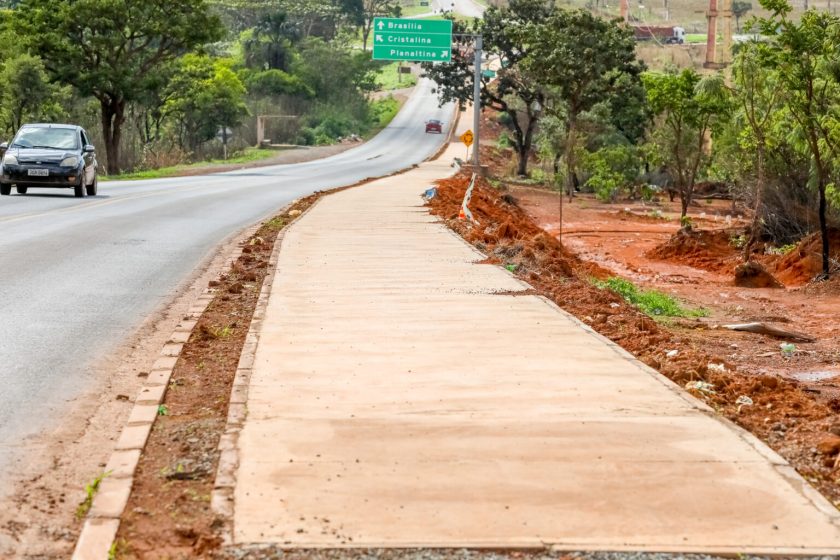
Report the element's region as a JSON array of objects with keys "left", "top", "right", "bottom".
[
  {"left": 0, "top": 0, "right": 415, "bottom": 176},
  {"left": 593, "top": 277, "right": 708, "bottom": 318},
  {"left": 427, "top": 0, "right": 839, "bottom": 281}
]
